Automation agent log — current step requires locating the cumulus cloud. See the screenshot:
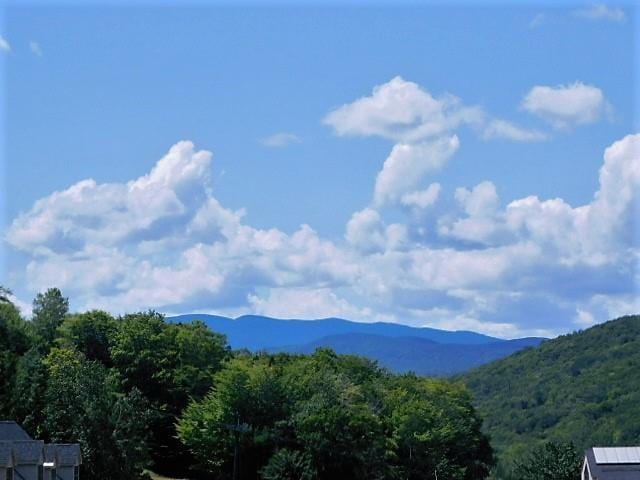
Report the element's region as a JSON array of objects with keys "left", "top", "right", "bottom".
[
  {"left": 522, "top": 82, "right": 610, "bottom": 129},
  {"left": 261, "top": 132, "right": 301, "bottom": 147},
  {"left": 574, "top": 4, "right": 627, "bottom": 22},
  {"left": 345, "top": 208, "right": 407, "bottom": 253},
  {"left": 373, "top": 136, "right": 459, "bottom": 206},
  {"left": 0, "top": 36, "right": 11, "bottom": 53},
  {"left": 6, "top": 132, "right": 639, "bottom": 338},
  {"left": 324, "top": 77, "right": 557, "bottom": 207},
  {"left": 324, "top": 76, "right": 483, "bottom": 143},
  {"left": 248, "top": 287, "right": 376, "bottom": 321},
  {"left": 401, "top": 183, "right": 442, "bottom": 209}
]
